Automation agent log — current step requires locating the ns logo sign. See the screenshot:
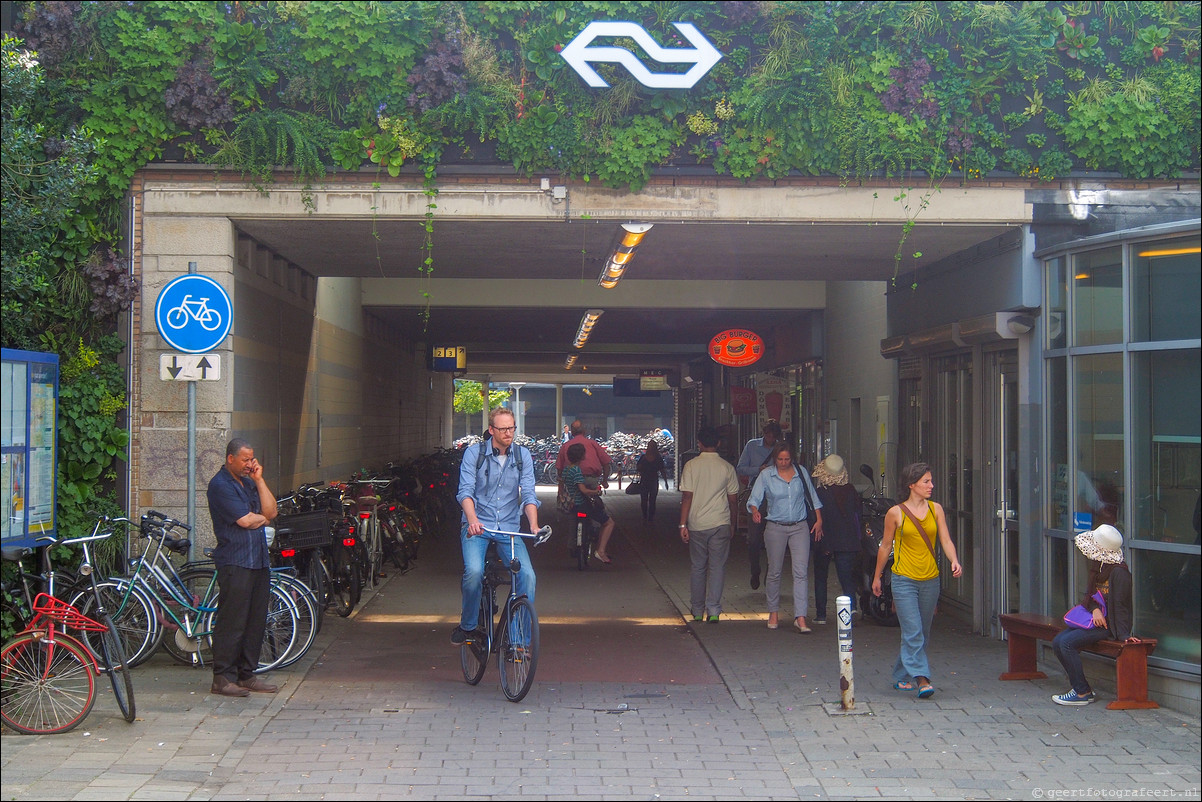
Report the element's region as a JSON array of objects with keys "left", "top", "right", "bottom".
[{"left": 559, "top": 22, "right": 723, "bottom": 90}]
